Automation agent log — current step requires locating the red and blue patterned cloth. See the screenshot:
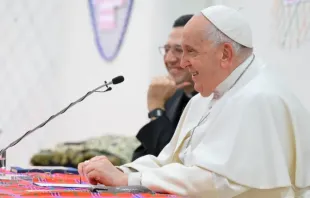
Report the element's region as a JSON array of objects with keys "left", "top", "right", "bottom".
[{"left": 0, "top": 169, "right": 180, "bottom": 197}]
